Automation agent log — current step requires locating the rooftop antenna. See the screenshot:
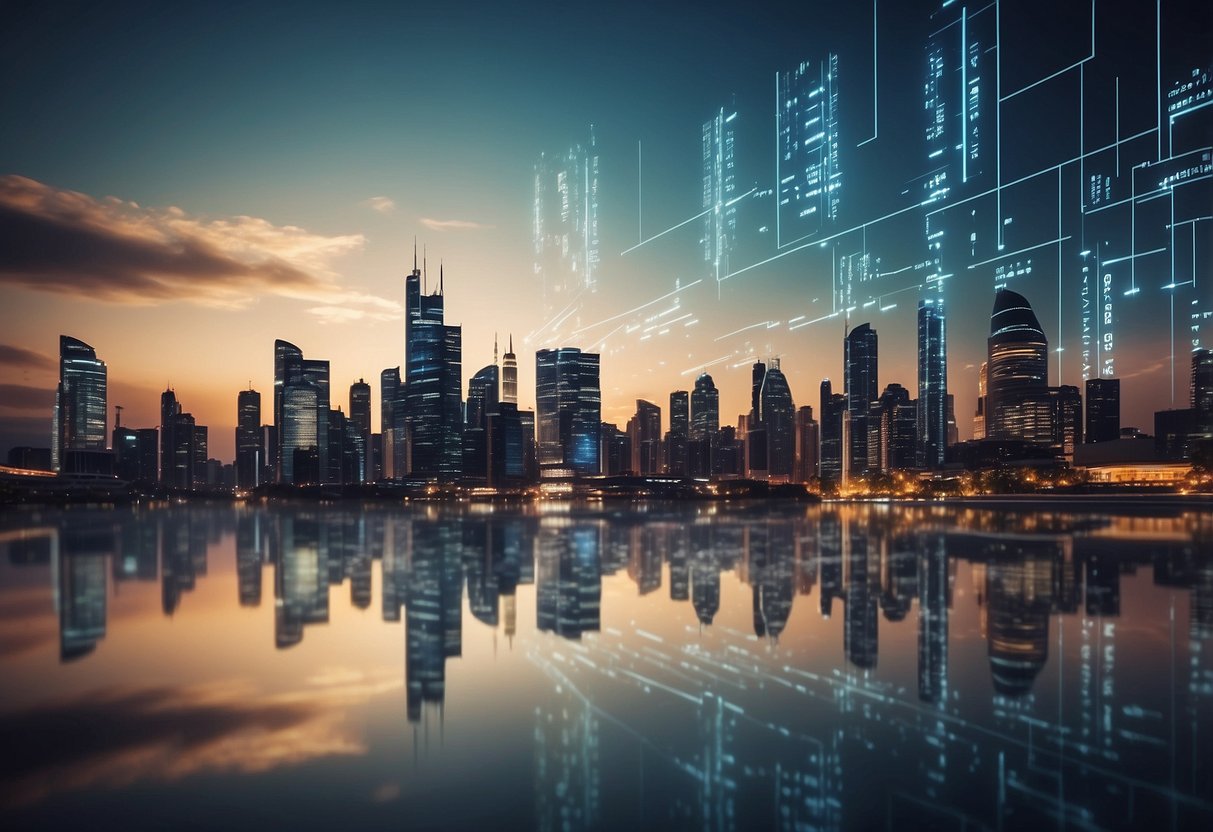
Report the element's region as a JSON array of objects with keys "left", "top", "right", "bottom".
[
  {"left": 439, "top": 261, "right": 444, "bottom": 296},
  {"left": 508, "top": 333, "right": 513, "bottom": 354},
  {"left": 423, "top": 245, "right": 428, "bottom": 293},
  {"left": 494, "top": 332, "right": 498, "bottom": 365},
  {"left": 114, "top": 404, "right": 123, "bottom": 428},
  {"left": 413, "top": 237, "right": 418, "bottom": 274}
]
